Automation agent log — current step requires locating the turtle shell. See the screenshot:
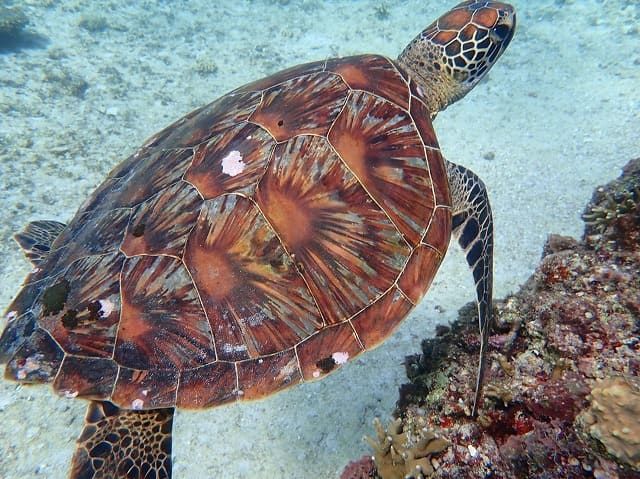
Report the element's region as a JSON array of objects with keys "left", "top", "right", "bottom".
[{"left": 2, "top": 54, "right": 452, "bottom": 410}]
